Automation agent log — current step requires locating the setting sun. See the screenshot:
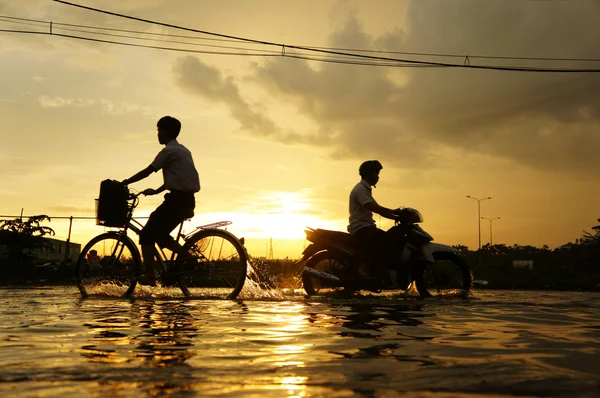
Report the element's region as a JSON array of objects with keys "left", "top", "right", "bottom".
[{"left": 257, "top": 192, "right": 322, "bottom": 239}]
